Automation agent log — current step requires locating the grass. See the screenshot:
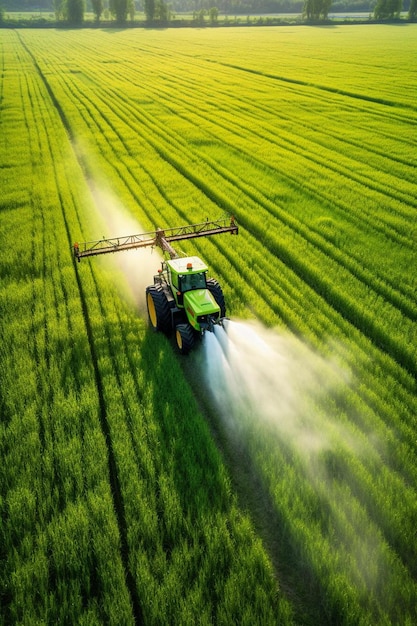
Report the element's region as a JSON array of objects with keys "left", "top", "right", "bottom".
[{"left": 1, "top": 24, "right": 416, "bottom": 625}]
